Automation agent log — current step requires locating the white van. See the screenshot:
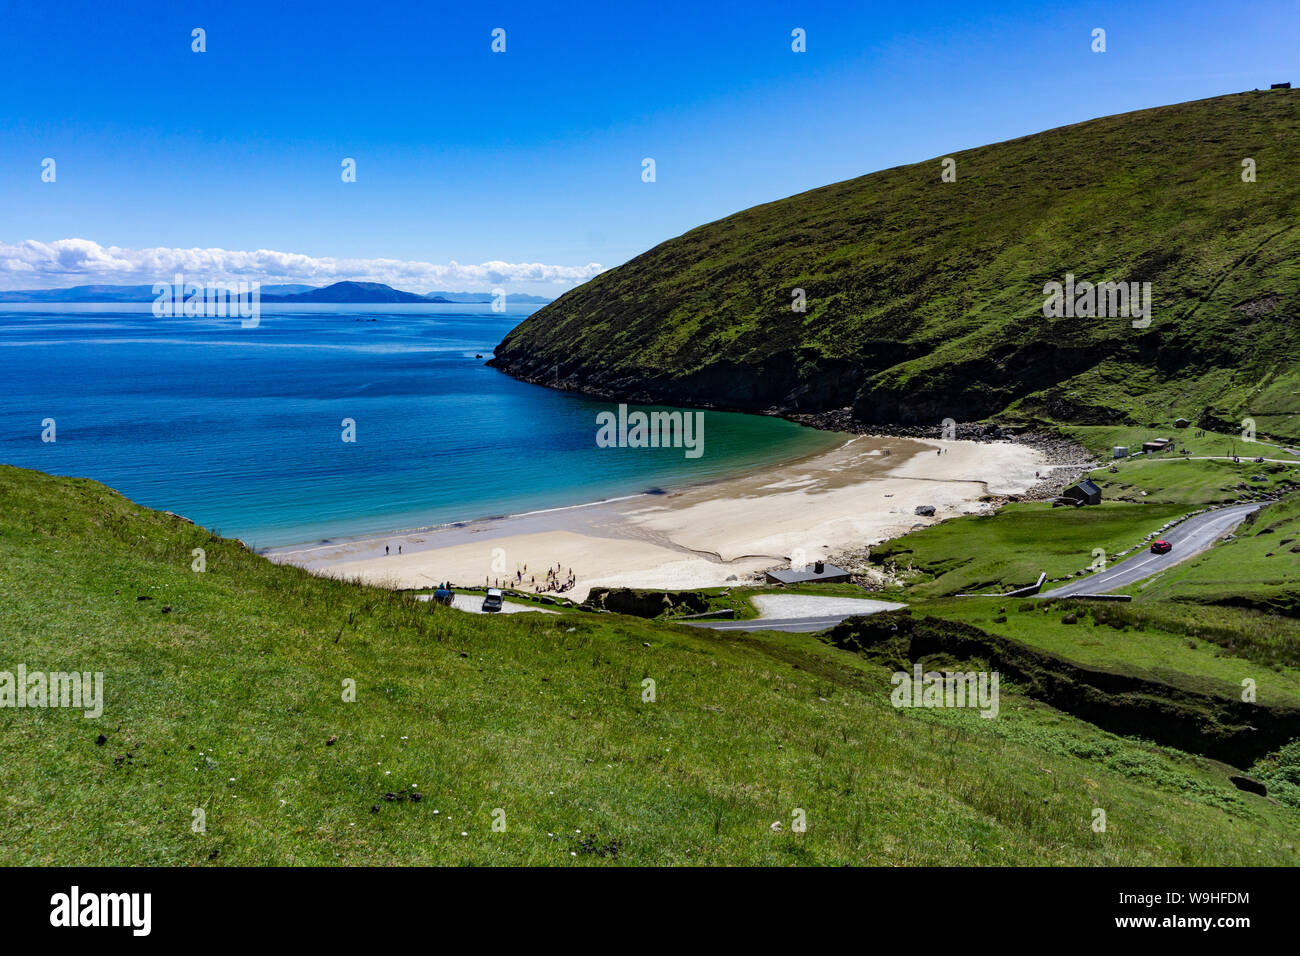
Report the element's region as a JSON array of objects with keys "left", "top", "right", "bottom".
[{"left": 481, "top": 588, "right": 504, "bottom": 612}]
